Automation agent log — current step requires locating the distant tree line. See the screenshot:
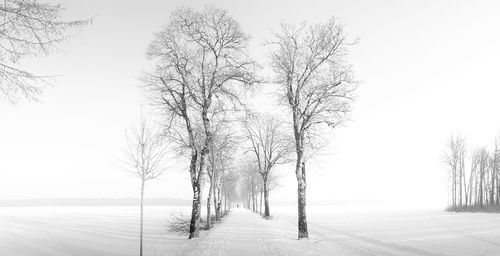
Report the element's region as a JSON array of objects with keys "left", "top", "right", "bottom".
[{"left": 444, "top": 134, "right": 500, "bottom": 211}]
